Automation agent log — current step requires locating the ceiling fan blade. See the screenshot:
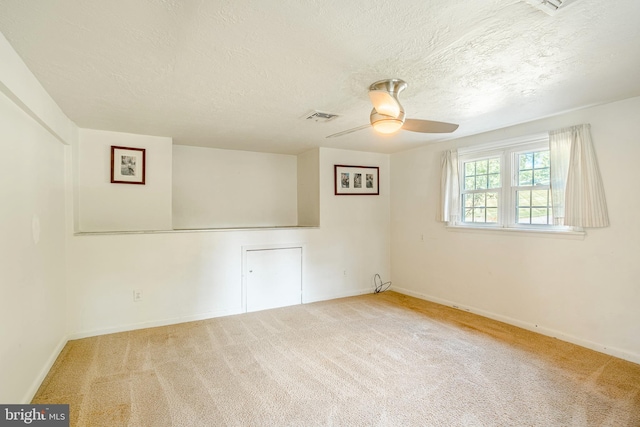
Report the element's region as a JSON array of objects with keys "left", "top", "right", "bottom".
[
  {"left": 368, "top": 90, "right": 401, "bottom": 117},
  {"left": 326, "top": 124, "right": 371, "bottom": 138},
  {"left": 403, "top": 118, "right": 459, "bottom": 133}
]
